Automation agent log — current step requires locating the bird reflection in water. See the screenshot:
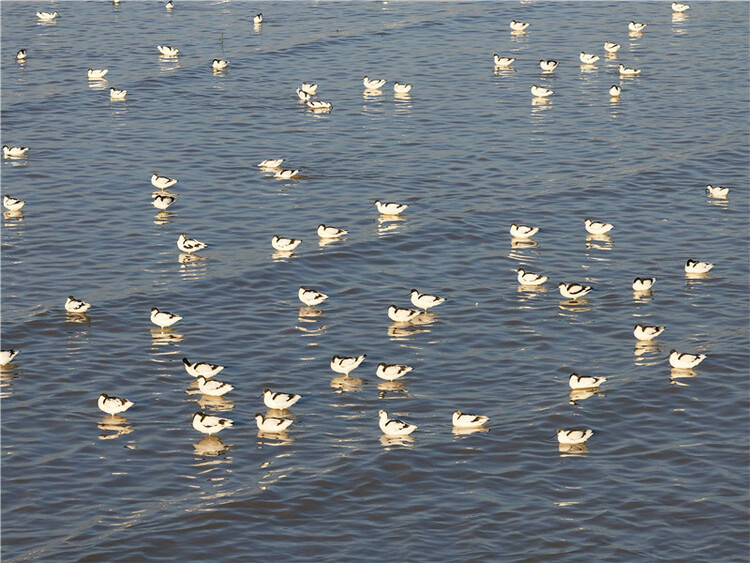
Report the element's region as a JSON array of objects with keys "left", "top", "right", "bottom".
[
  {"left": 256, "top": 431, "right": 293, "bottom": 445},
  {"left": 452, "top": 426, "right": 490, "bottom": 437},
  {"left": 179, "top": 254, "right": 208, "bottom": 280},
  {"left": 296, "top": 309, "right": 328, "bottom": 337},
  {"left": 558, "top": 443, "right": 589, "bottom": 455},
  {"left": 585, "top": 234, "right": 612, "bottom": 252},
  {"left": 377, "top": 380, "right": 408, "bottom": 399},
  {"left": 193, "top": 435, "right": 230, "bottom": 456},
  {"left": 0, "top": 368, "right": 19, "bottom": 399},
  {"left": 331, "top": 375, "right": 366, "bottom": 393},
  {"left": 196, "top": 394, "right": 234, "bottom": 412},
  {"left": 633, "top": 289, "right": 653, "bottom": 302},
  {"left": 318, "top": 237, "right": 344, "bottom": 248},
  {"left": 387, "top": 323, "right": 427, "bottom": 339},
  {"left": 153, "top": 210, "right": 173, "bottom": 226},
  {"left": 670, "top": 367, "right": 698, "bottom": 382},
  {"left": 558, "top": 299, "right": 591, "bottom": 313},
  {"left": 65, "top": 312, "right": 91, "bottom": 324},
  {"left": 380, "top": 434, "right": 415, "bottom": 447},
  {"left": 511, "top": 237, "right": 538, "bottom": 249},
  {"left": 377, "top": 215, "right": 404, "bottom": 236},
  {"left": 272, "top": 250, "right": 296, "bottom": 261},
  {"left": 150, "top": 328, "right": 184, "bottom": 345},
  {"left": 98, "top": 415, "right": 133, "bottom": 440},
  {"left": 3, "top": 210, "right": 25, "bottom": 222},
  {"left": 569, "top": 388, "right": 603, "bottom": 405},
  {"left": 410, "top": 311, "right": 438, "bottom": 326}
]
